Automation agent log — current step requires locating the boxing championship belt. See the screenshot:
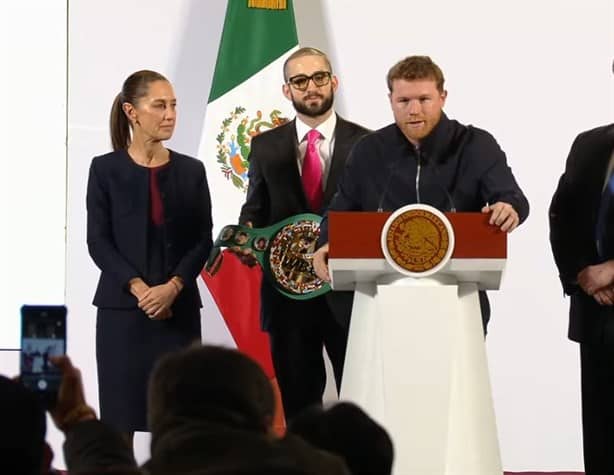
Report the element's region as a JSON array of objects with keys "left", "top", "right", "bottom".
[{"left": 205, "top": 213, "right": 330, "bottom": 300}]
